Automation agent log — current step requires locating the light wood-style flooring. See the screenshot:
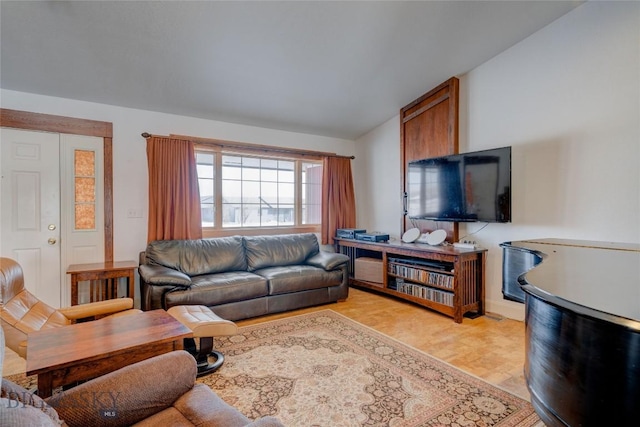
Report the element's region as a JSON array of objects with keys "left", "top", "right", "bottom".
[{"left": 2, "top": 287, "right": 530, "bottom": 400}]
